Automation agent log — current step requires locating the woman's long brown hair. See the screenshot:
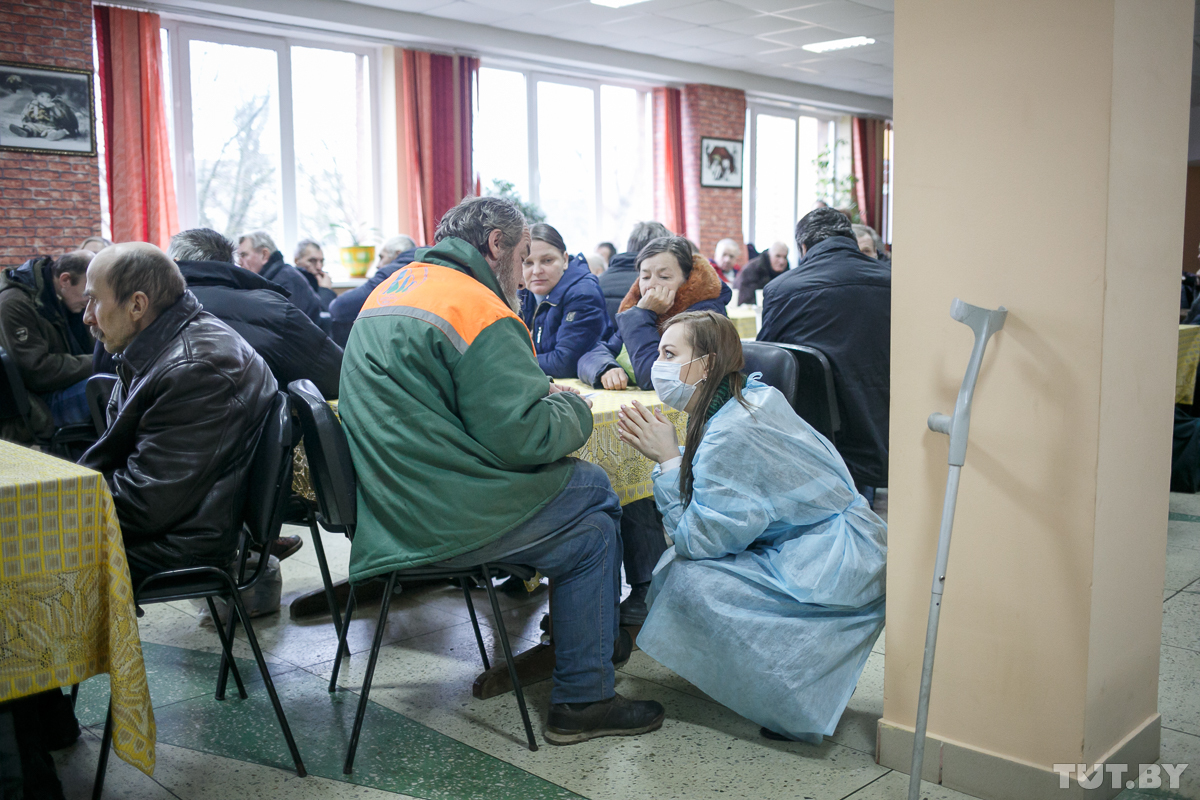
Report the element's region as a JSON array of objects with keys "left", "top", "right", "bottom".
[{"left": 662, "top": 310, "right": 752, "bottom": 507}]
